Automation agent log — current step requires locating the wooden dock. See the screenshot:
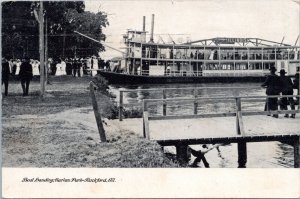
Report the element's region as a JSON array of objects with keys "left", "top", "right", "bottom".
[
  {"left": 89, "top": 88, "right": 300, "bottom": 167},
  {"left": 141, "top": 95, "right": 300, "bottom": 168},
  {"left": 105, "top": 115, "right": 300, "bottom": 167},
  {"left": 148, "top": 115, "right": 300, "bottom": 167}
]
